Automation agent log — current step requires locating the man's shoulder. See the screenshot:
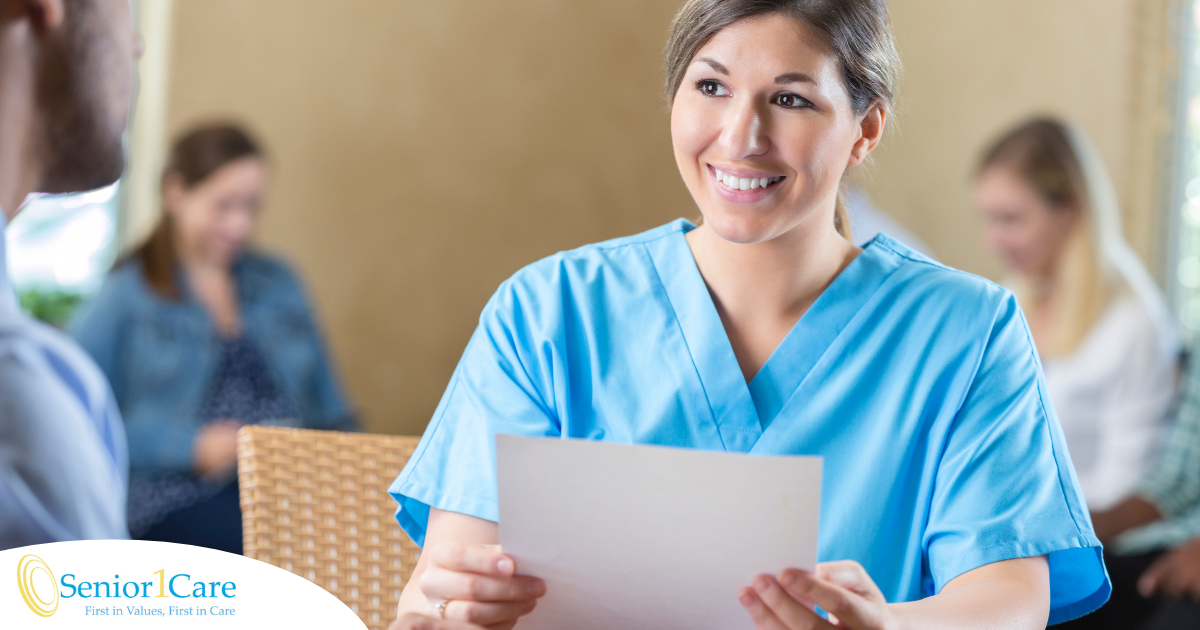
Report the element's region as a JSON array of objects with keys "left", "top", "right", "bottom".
[{"left": 0, "top": 314, "right": 112, "bottom": 411}]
